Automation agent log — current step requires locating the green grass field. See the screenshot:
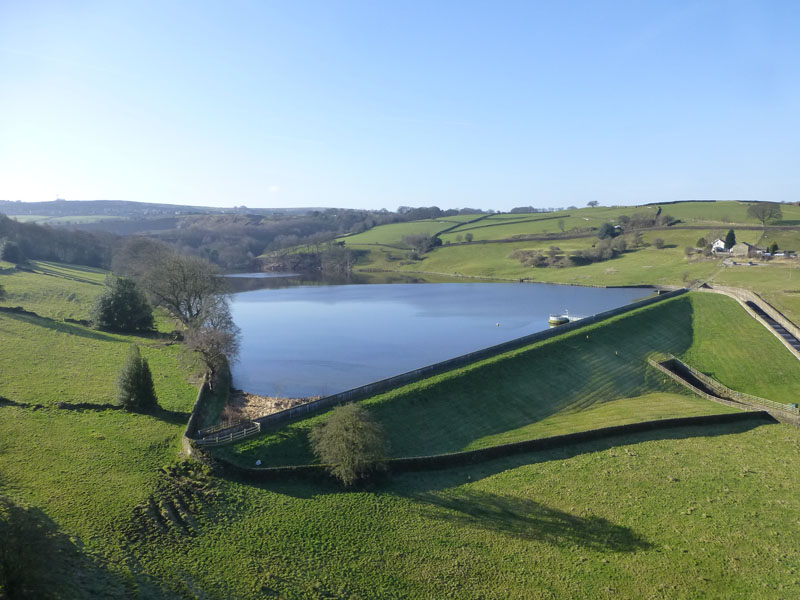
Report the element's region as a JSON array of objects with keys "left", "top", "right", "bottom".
[
  {"left": 4, "top": 259, "right": 800, "bottom": 598},
  {"left": 9, "top": 214, "right": 127, "bottom": 225},
  {"left": 126, "top": 420, "right": 799, "bottom": 599},
  {"left": 337, "top": 219, "right": 471, "bottom": 248}
]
